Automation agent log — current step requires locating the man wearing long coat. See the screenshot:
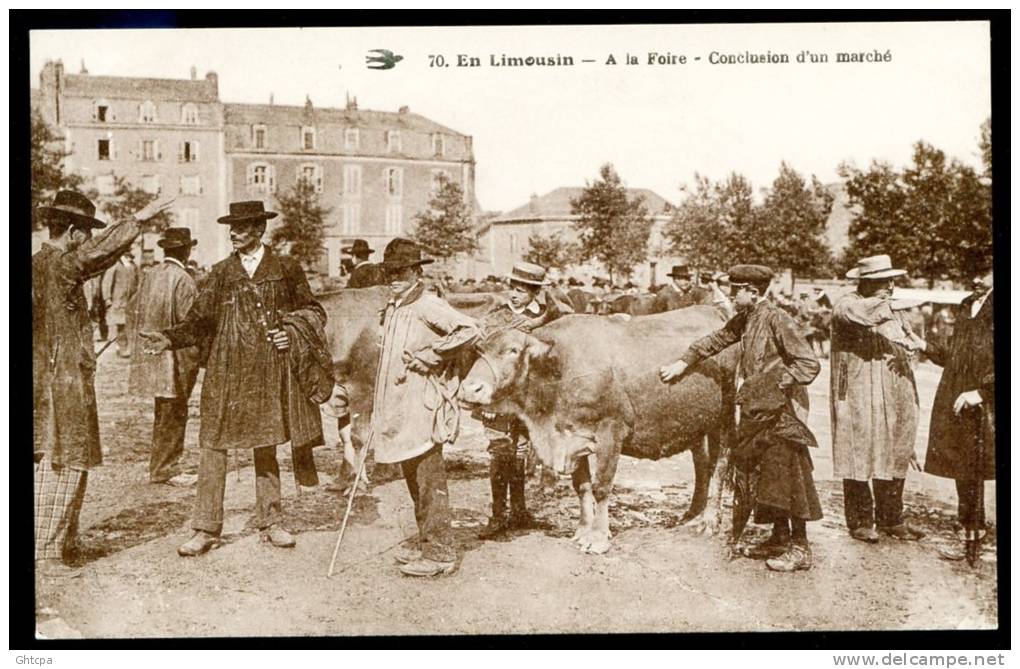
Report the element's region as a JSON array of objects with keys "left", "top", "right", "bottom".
[
  {"left": 372, "top": 238, "right": 480, "bottom": 577},
  {"left": 653, "top": 264, "right": 713, "bottom": 313},
  {"left": 830, "top": 255, "right": 923, "bottom": 543},
  {"left": 140, "top": 201, "right": 327, "bottom": 557},
  {"left": 103, "top": 252, "right": 139, "bottom": 357},
  {"left": 916, "top": 273, "right": 994, "bottom": 557},
  {"left": 33, "top": 190, "right": 173, "bottom": 577},
  {"left": 128, "top": 228, "right": 201, "bottom": 485}
]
